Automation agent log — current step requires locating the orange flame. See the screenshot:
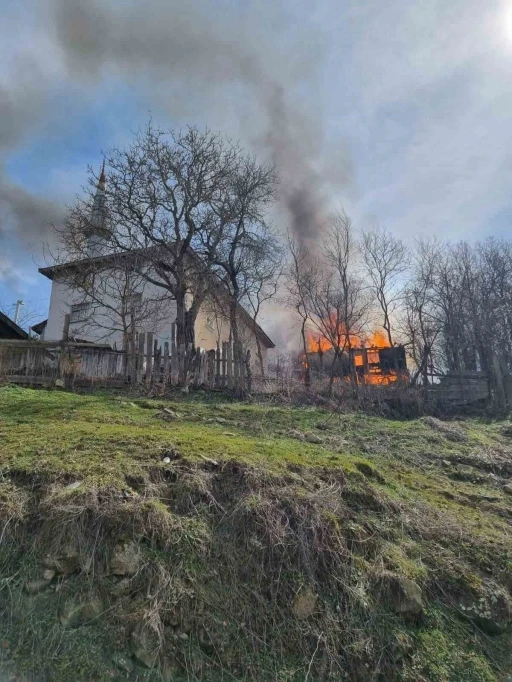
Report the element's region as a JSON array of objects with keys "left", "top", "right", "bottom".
[{"left": 304, "top": 324, "right": 402, "bottom": 385}]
